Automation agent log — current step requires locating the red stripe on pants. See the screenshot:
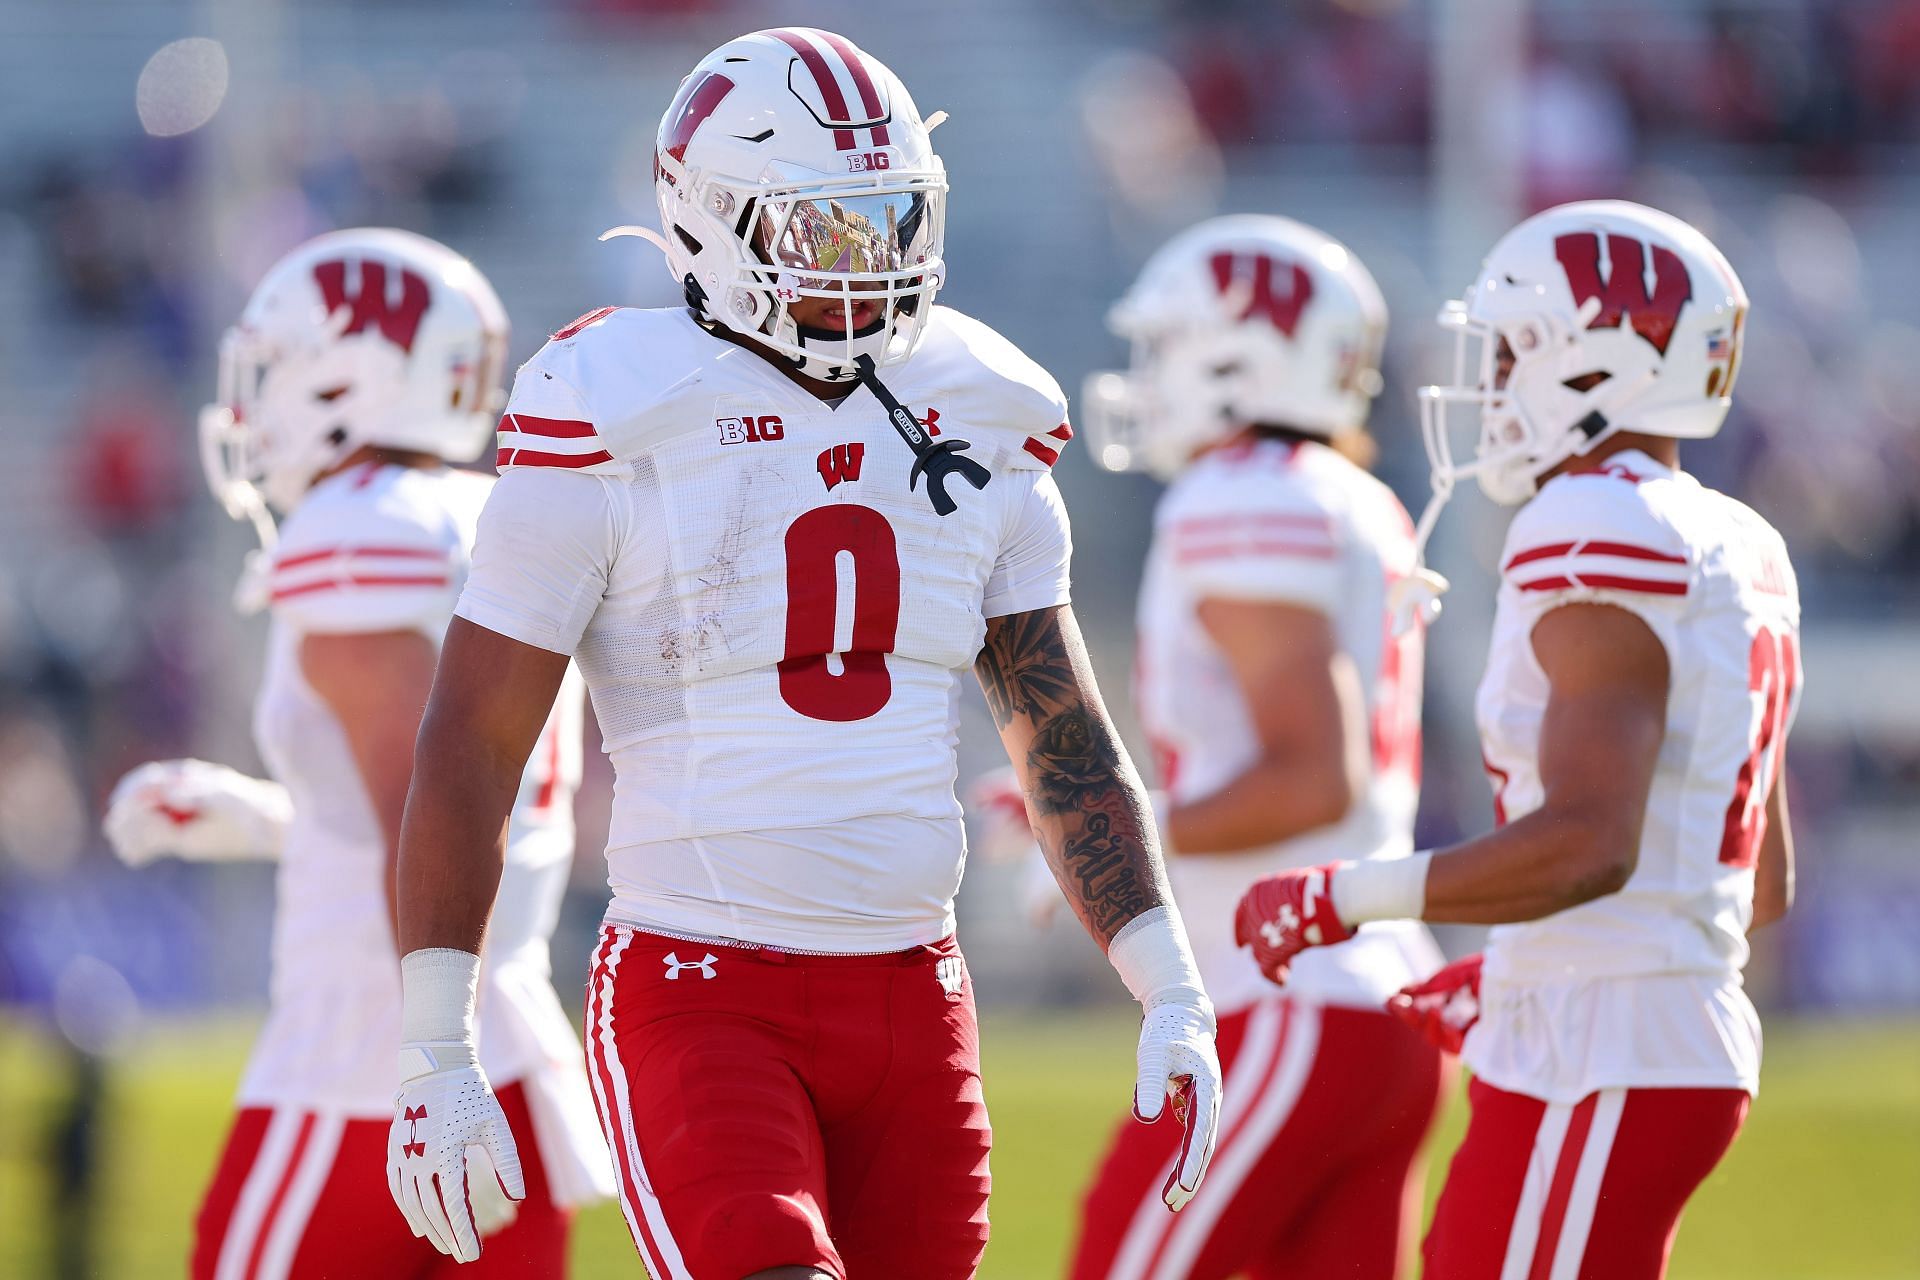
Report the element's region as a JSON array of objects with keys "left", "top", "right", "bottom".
[{"left": 1528, "top": 1094, "right": 1598, "bottom": 1280}]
